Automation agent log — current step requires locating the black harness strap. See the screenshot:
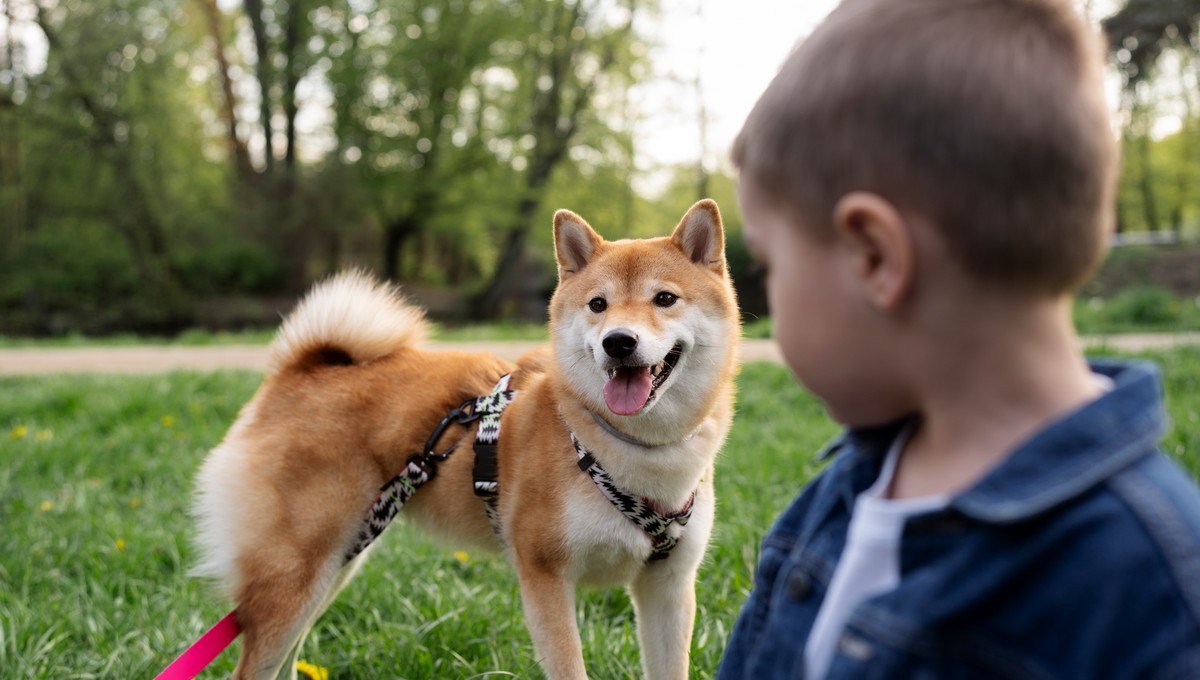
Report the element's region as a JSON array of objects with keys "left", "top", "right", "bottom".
[{"left": 472, "top": 374, "right": 516, "bottom": 533}]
